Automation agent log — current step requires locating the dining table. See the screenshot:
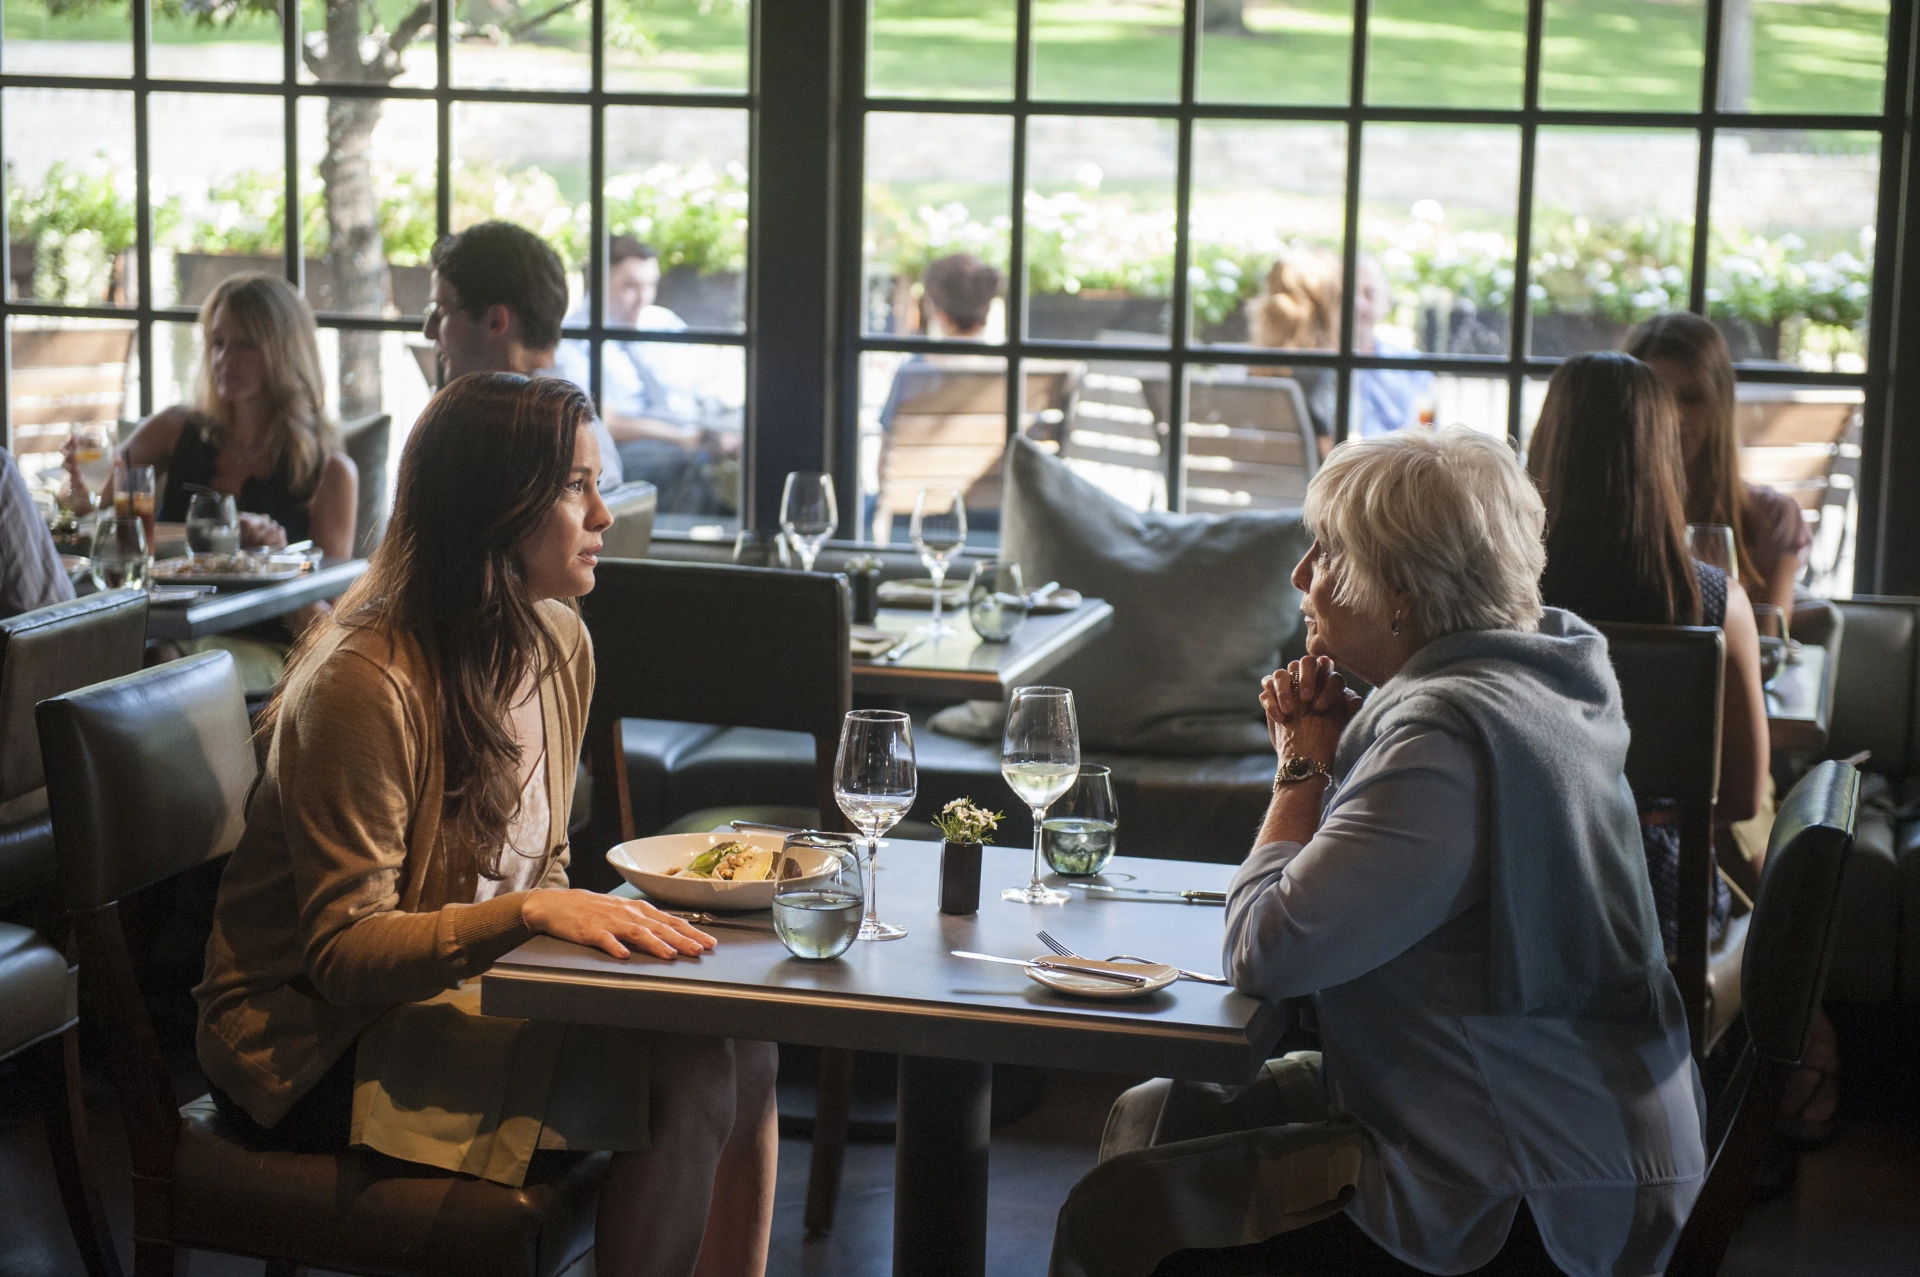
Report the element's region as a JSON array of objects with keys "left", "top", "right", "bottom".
[
  {"left": 481, "top": 844, "right": 1274, "bottom": 1277},
  {"left": 145, "top": 557, "right": 369, "bottom": 641},
  {"left": 852, "top": 599, "right": 1114, "bottom": 702},
  {"left": 1765, "top": 642, "right": 1834, "bottom": 753}
]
